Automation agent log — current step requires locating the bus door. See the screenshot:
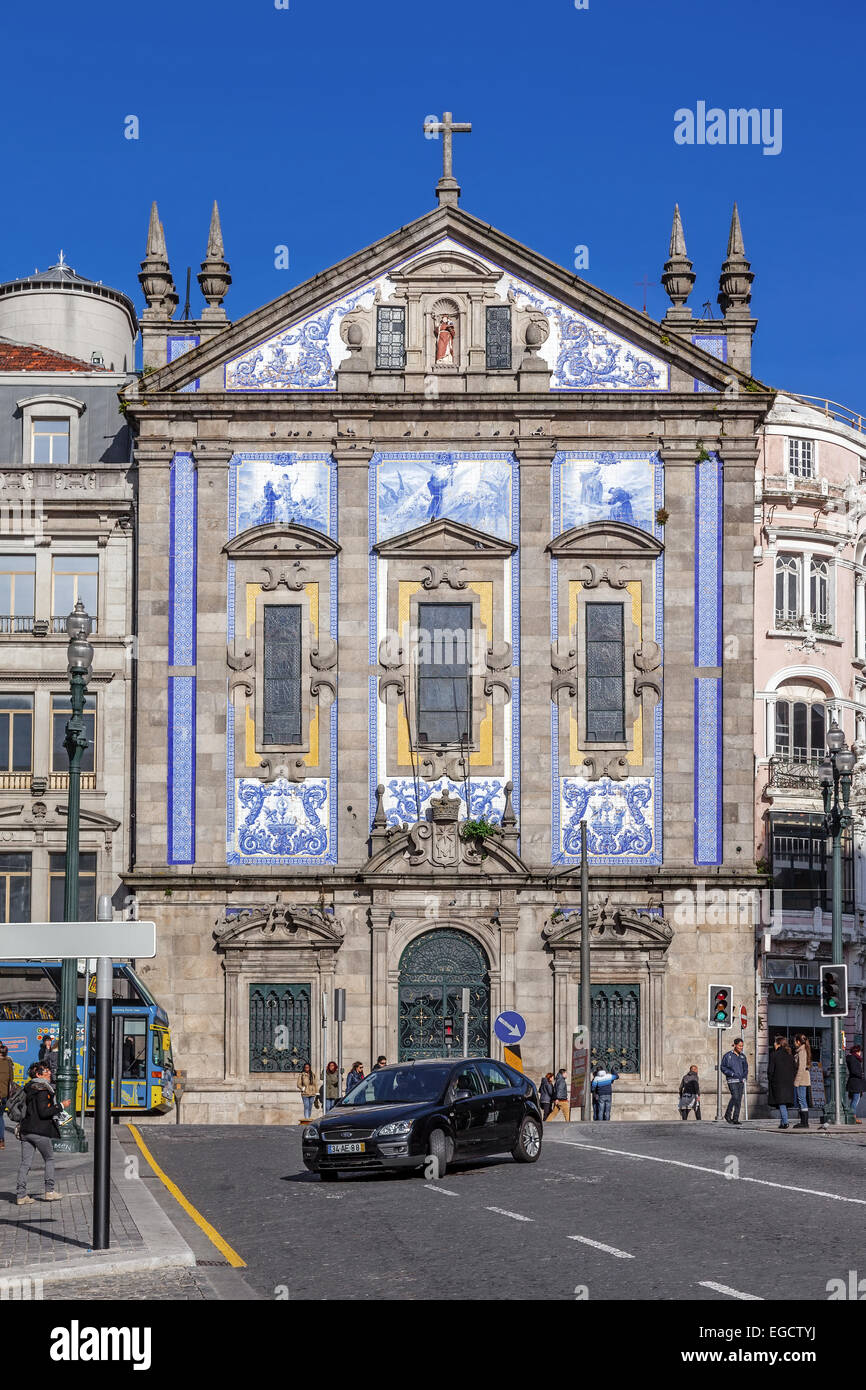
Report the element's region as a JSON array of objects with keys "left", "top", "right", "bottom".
[{"left": 86, "top": 1014, "right": 147, "bottom": 1108}]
